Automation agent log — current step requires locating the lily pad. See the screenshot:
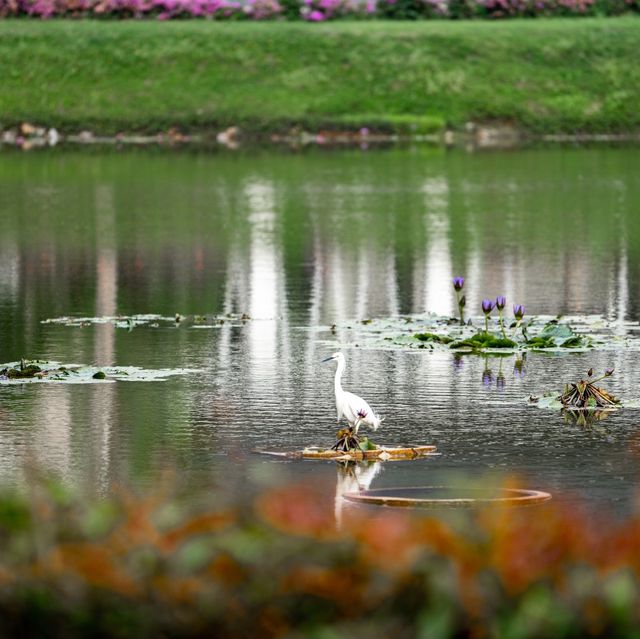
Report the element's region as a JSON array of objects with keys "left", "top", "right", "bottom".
[
  {"left": 414, "top": 332, "right": 453, "bottom": 344},
  {"left": 450, "top": 332, "right": 518, "bottom": 350},
  {"left": 41, "top": 313, "right": 251, "bottom": 329},
  {"left": 0, "top": 361, "right": 202, "bottom": 384}
]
